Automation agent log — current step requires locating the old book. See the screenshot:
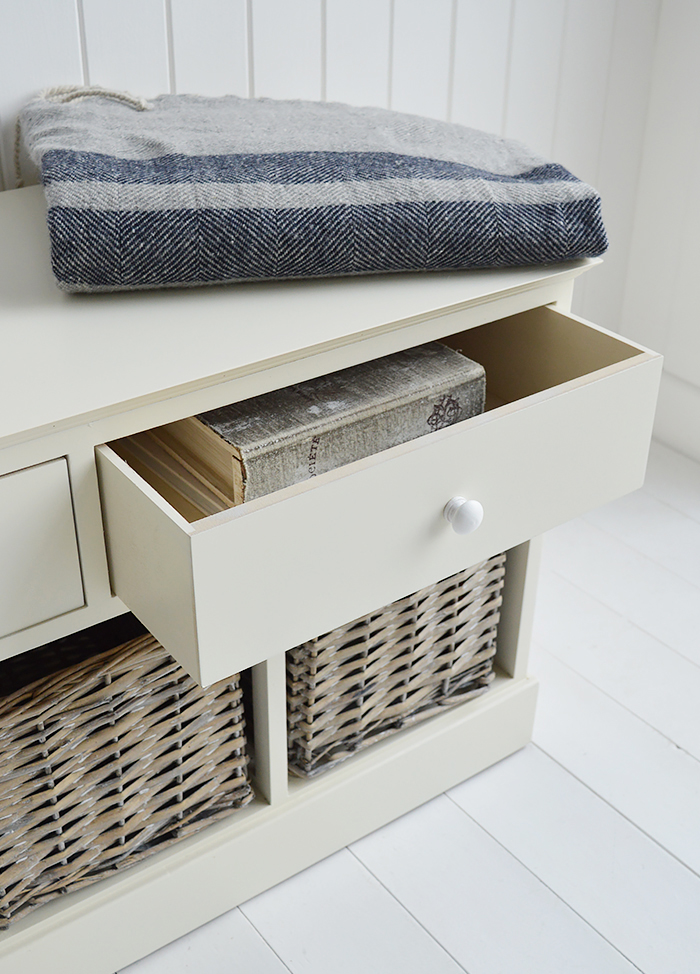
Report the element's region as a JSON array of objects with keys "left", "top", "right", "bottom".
[{"left": 119, "top": 342, "right": 485, "bottom": 517}]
